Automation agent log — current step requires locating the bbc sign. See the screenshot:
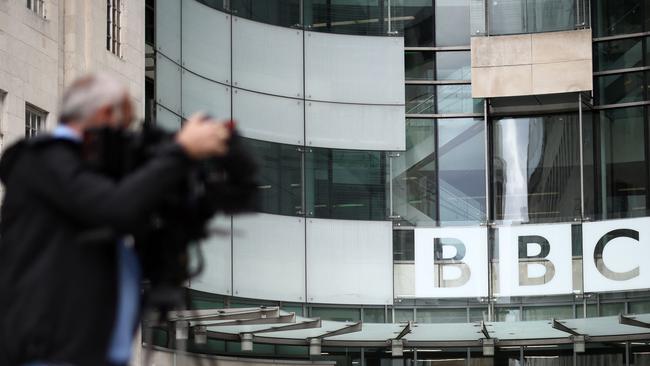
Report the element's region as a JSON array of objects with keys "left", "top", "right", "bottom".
[{"left": 414, "top": 217, "right": 650, "bottom": 298}]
